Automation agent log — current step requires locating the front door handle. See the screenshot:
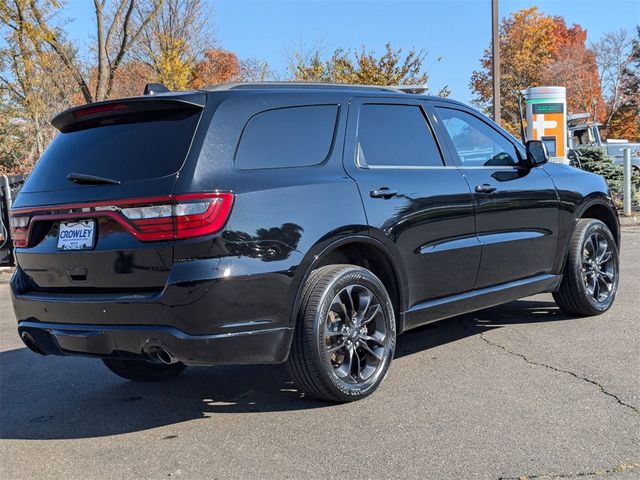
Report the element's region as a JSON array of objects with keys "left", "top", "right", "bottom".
[
  {"left": 370, "top": 187, "right": 398, "bottom": 199},
  {"left": 475, "top": 184, "right": 497, "bottom": 194}
]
